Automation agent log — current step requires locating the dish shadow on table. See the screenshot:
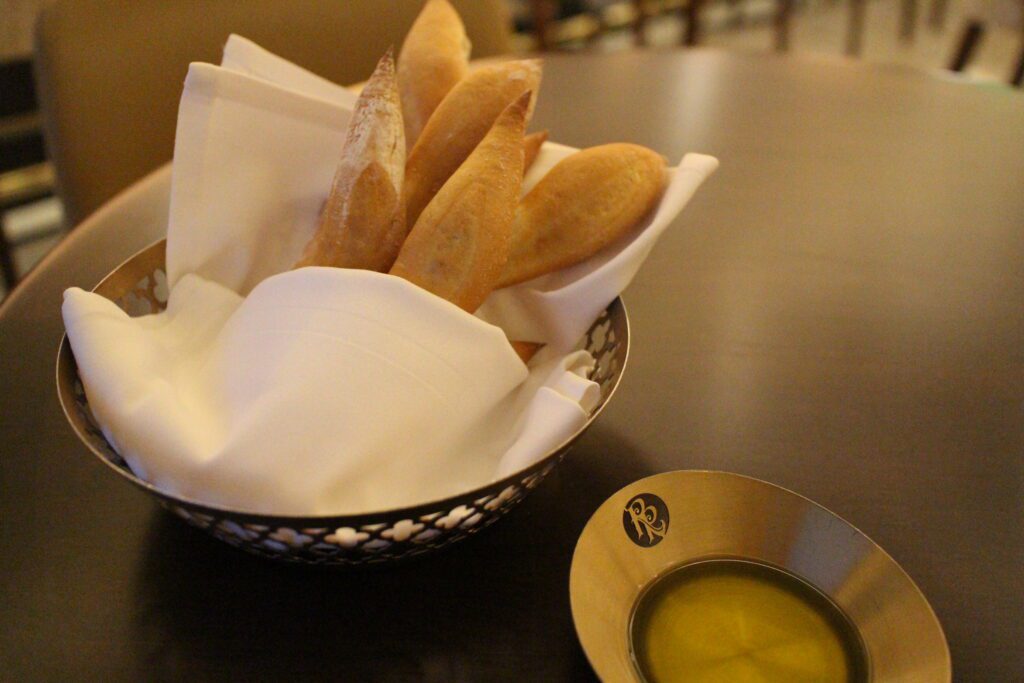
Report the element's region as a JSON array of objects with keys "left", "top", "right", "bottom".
[{"left": 131, "top": 425, "right": 654, "bottom": 682}]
